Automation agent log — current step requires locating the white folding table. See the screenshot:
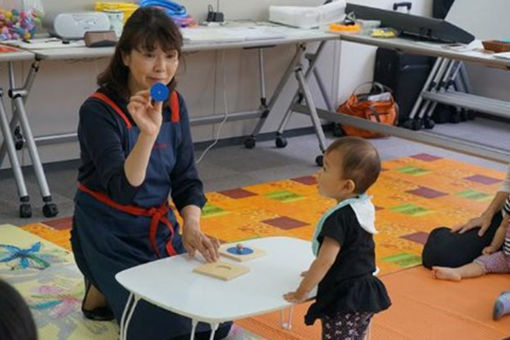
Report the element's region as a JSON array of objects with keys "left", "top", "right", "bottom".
[
  {"left": 27, "top": 22, "right": 337, "bottom": 148},
  {"left": 288, "top": 31, "right": 510, "bottom": 165},
  {"left": 115, "top": 236, "right": 316, "bottom": 340},
  {"left": 0, "top": 23, "right": 337, "bottom": 217}
]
